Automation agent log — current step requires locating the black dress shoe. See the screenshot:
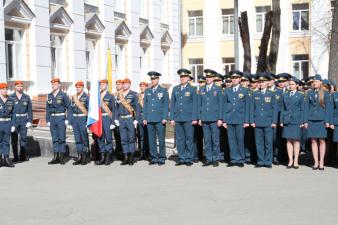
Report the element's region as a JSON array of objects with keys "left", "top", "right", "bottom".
[
  {"left": 273, "top": 160, "right": 280, "bottom": 165},
  {"left": 175, "top": 161, "right": 185, "bottom": 166},
  {"left": 245, "top": 161, "right": 252, "bottom": 165},
  {"left": 265, "top": 165, "right": 272, "bottom": 168},
  {"left": 193, "top": 159, "right": 199, "bottom": 163},
  {"left": 149, "top": 161, "right": 157, "bottom": 165},
  {"left": 227, "top": 162, "right": 235, "bottom": 167},
  {"left": 286, "top": 165, "right": 292, "bottom": 169},
  {"left": 255, "top": 165, "right": 263, "bottom": 168},
  {"left": 129, "top": 153, "right": 135, "bottom": 166},
  {"left": 293, "top": 165, "right": 299, "bottom": 169},
  {"left": 3, "top": 156, "right": 14, "bottom": 168},
  {"left": 319, "top": 167, "right": 325, "bottom": 171},
  {"left": 213, "top": 162, "right": 219, "bottom": 167},
  {"left": 202, "top": 162, "right": 212, "bottom": 167},
  {"left": 186, "top": 162, "right": 193, "bottom": 167},
  {"left": 48, "top": 153, "right": 60, "bottom": 165},
  {"left": 59, "top": 153, "right": 66, "bottom": 165},
  {"left": 12, "top": 157, "right": 20, "bottom": 163},
  {"left": 95, "top": 153, "right": 106, "bottom": 165},
  {"left": 158, "top": 162, "right": 165, "bottom": 166},
  {"left": 237, "top": 163, "right": 244, "bottom": 167},
  {"left": 120, "top": 154, "right": 129, "bottom": 165},
  {"left": 312, "top": 165, "right": 319, "bottom": 170},
  {"left": 80, "top": 153, "right": 87, "bottom": 165},
  {"left": 105, "top": 153, "right": 111, "bottom": 166}
]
